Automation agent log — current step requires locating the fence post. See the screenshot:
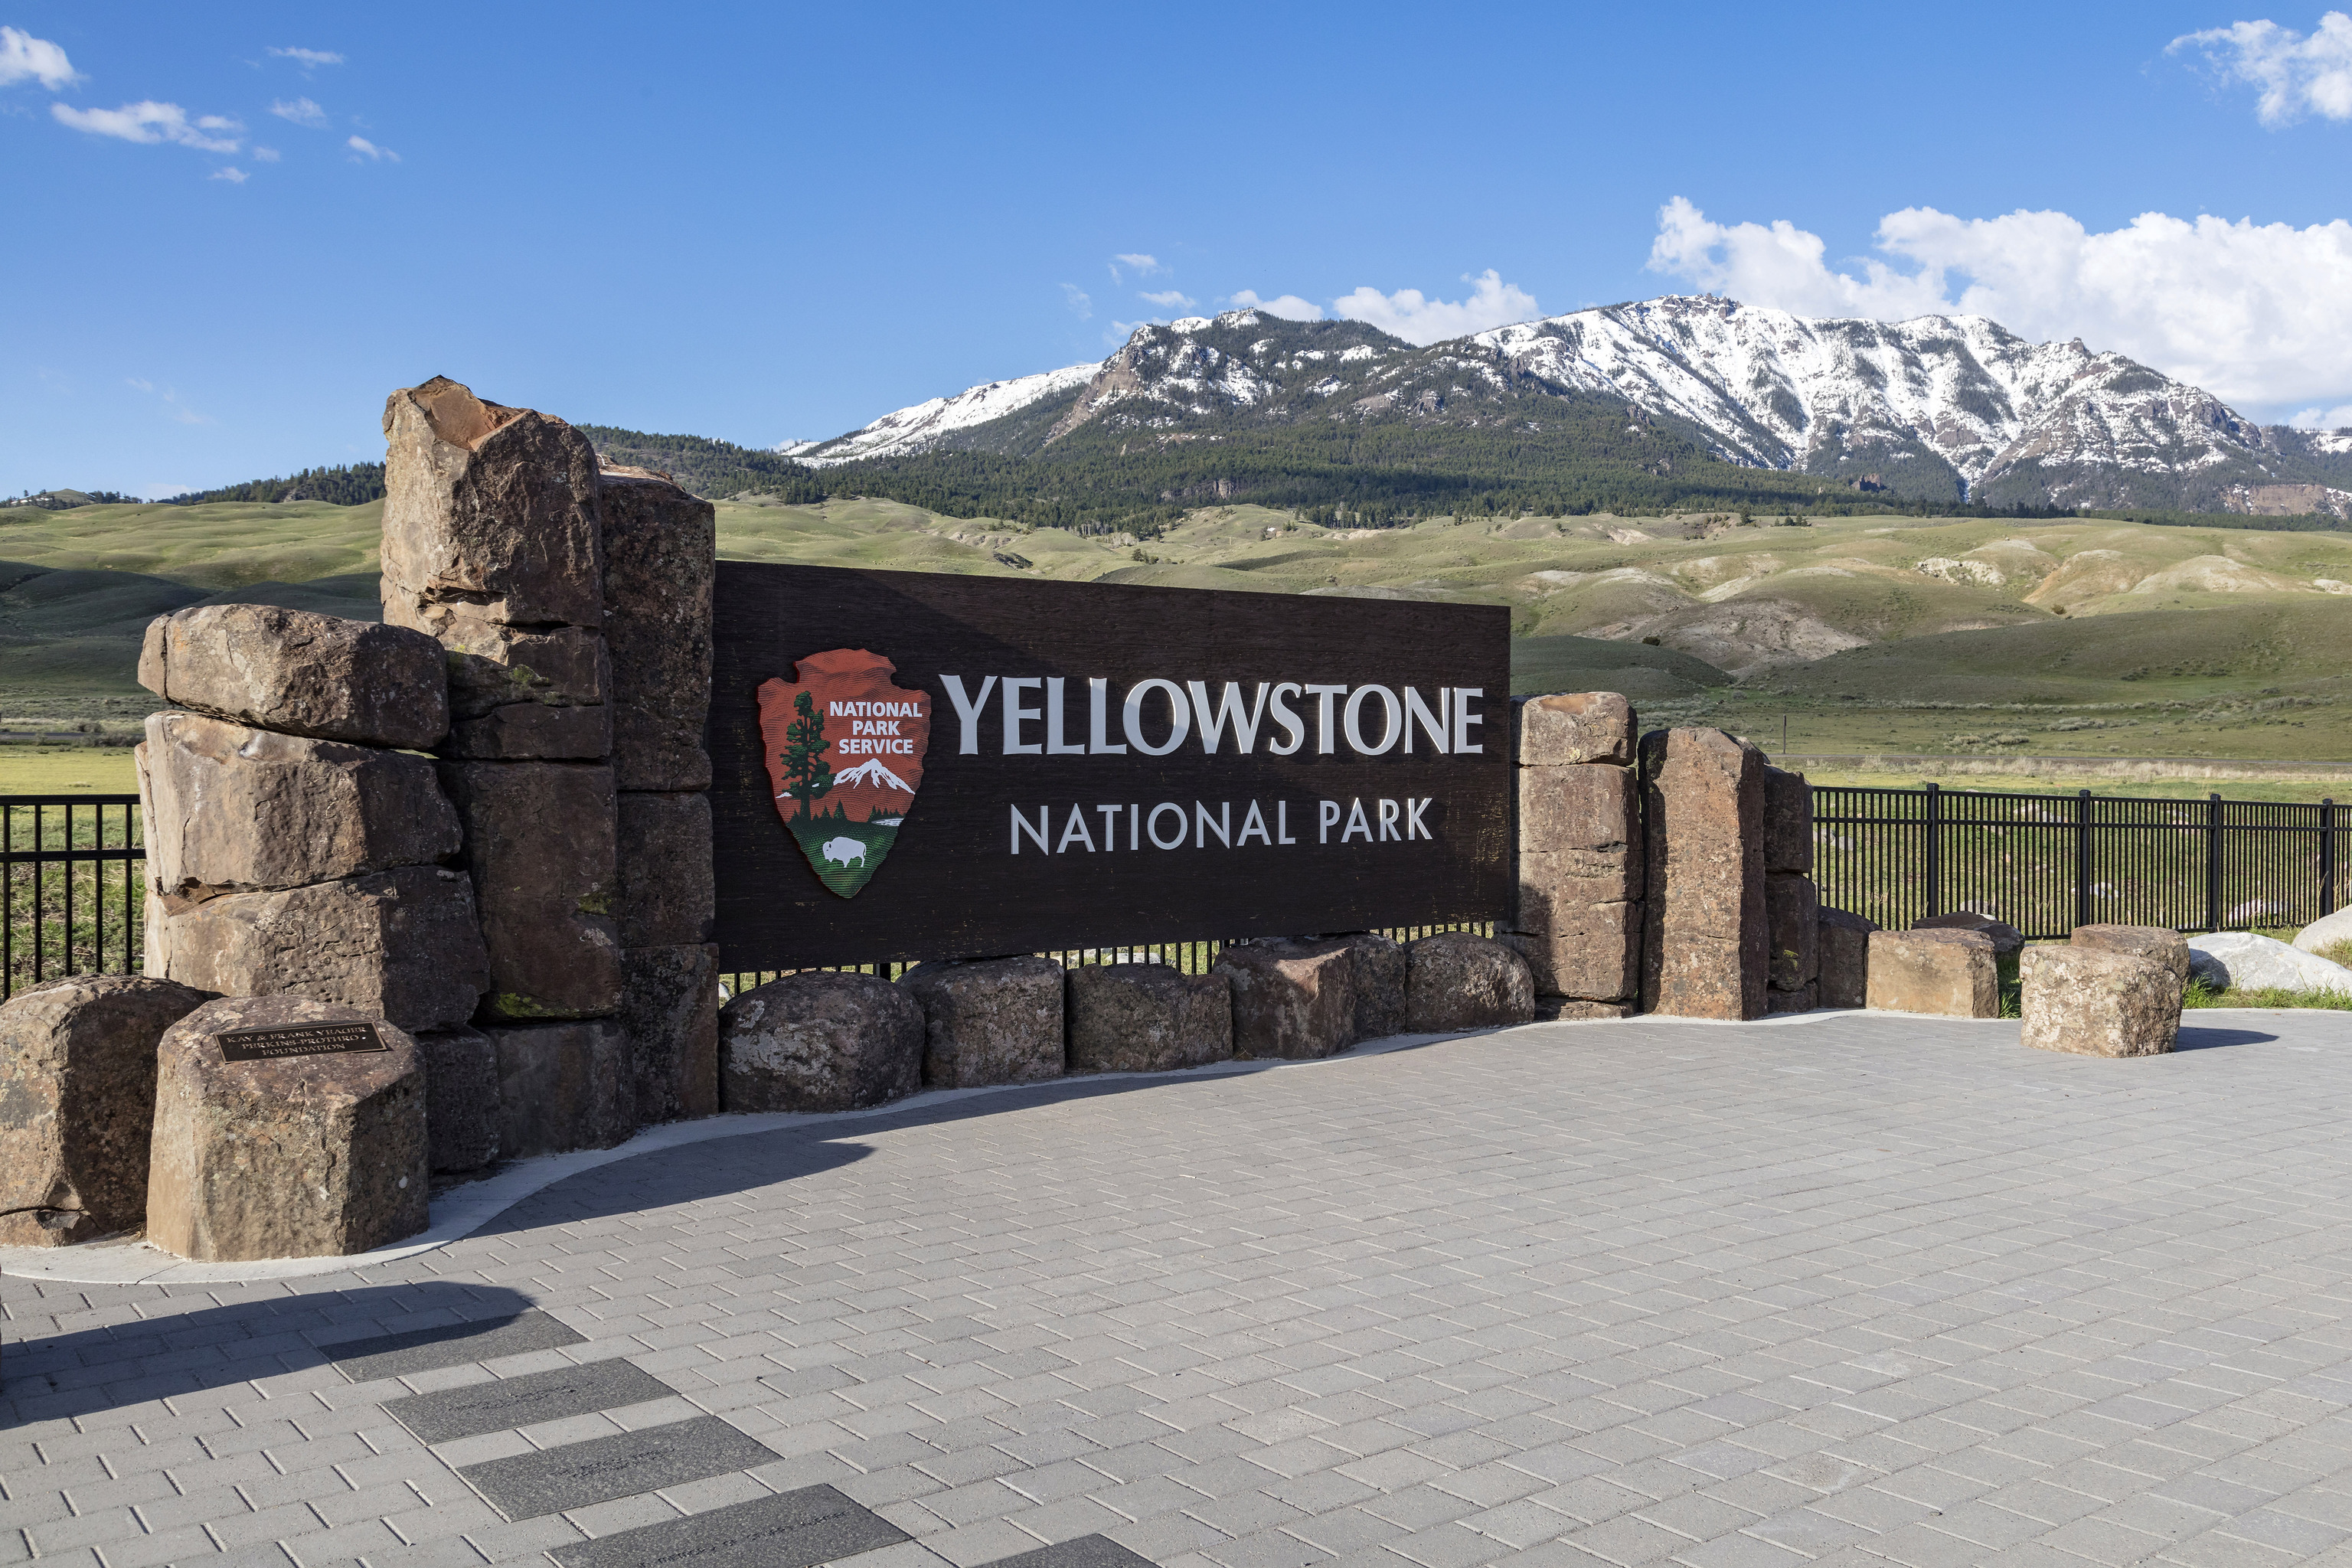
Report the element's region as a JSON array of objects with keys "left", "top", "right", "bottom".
[
  {"left": 2324, "top": 797, "right": 2337, "bottom": 918},
  {"left": 2206, "top": 792, "right": 2224, "bottom": 932},
  {"left": 1923, "top": 781, "right": 1942, "bottom": 920},
  {"left": 2076, "top": 789, "right": 2093, "bottom": 933}
]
